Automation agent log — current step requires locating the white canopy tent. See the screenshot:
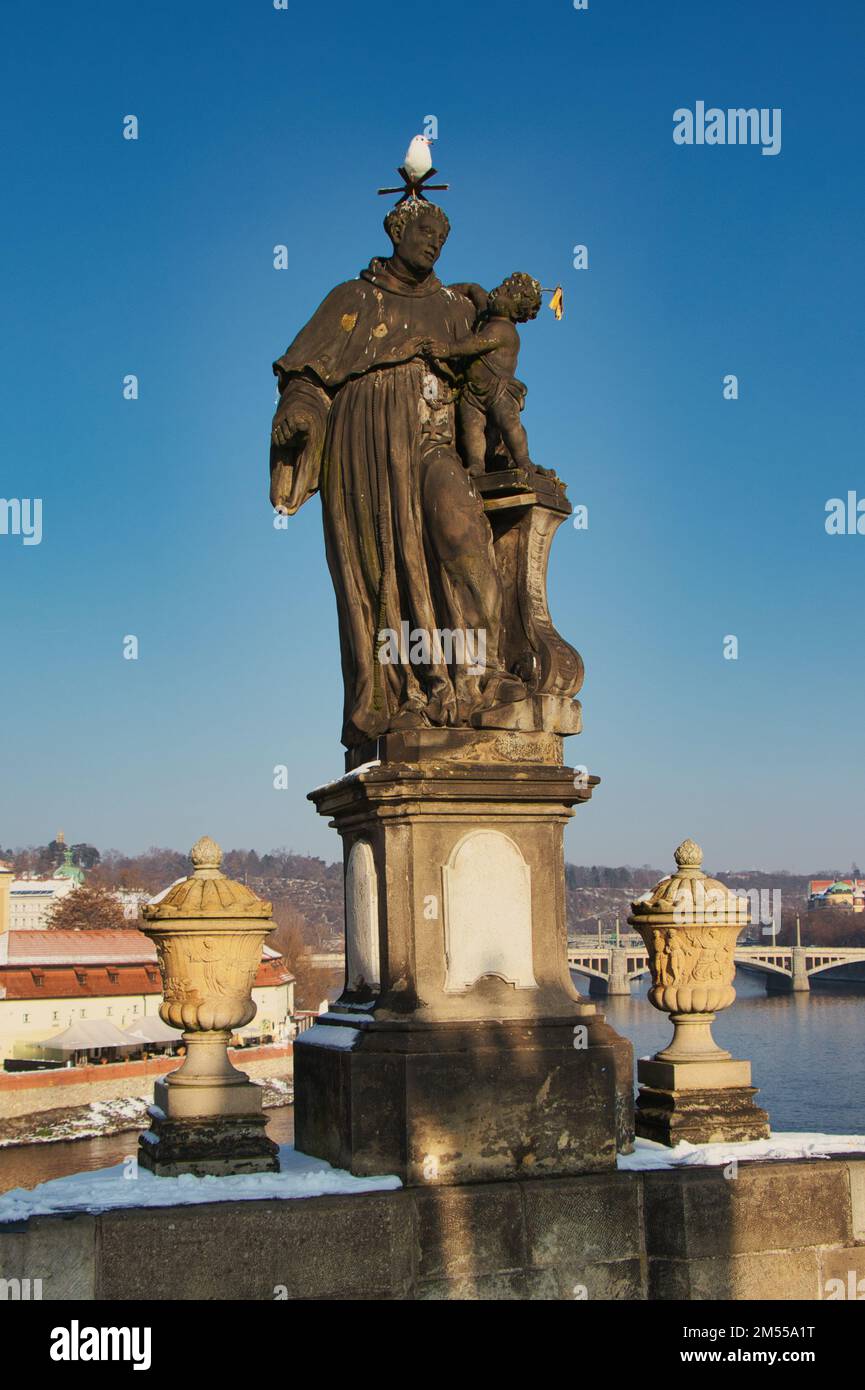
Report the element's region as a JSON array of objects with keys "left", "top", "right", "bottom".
[
  {"left": 33, "top": 1019, "right": 136, "bottom": 1054},
  {"left": 123, "top": 1017, "right": 183, "bottom": 1046}
]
